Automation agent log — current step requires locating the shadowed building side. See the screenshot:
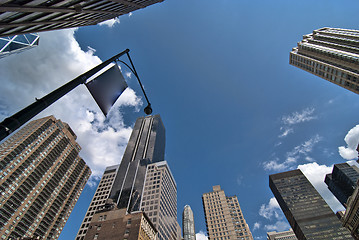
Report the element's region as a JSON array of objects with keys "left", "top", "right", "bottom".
[{"left": 269, "top": 169, "right": 352, "bottom": 239}]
